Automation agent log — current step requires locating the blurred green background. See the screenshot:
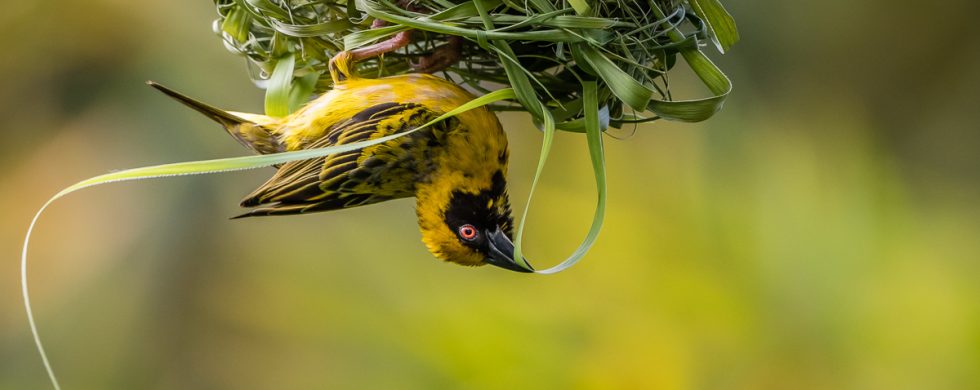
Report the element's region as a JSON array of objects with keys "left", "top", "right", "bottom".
[{"left": 2, "top": 1, "right": 979, "bottom": 388}]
